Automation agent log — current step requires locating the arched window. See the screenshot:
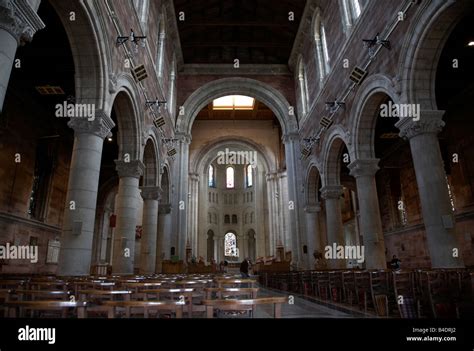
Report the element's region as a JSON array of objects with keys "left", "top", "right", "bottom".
[
  {"left": 168, "top": 58, "right": 177, "bottom": 116},
  {"left": 208, "top": 165, "right": 216, "bottom": 188},
  {"left": 224, "top": 215, "right": 230, "bottom": 224},
  {"left": 225, "top": 233, "right": 238, "bottom": 257},
  {"left": 232, "top": 215, "right": 238, "bottom": 224},
  {"left": 157, "top": 13, "right": 166, "bottom": 77},
  {"left": 226, "top": 167, "right": 235, "bottom": 189},
  {"left": 314, "top": 10, "right": 331, "bottom": 81},
  {"left": 246, "top": 165, "right": 253, "bottom": 188},
  {"left": 133, "top": 0, "right": 149, "bottom": 32},
  {"left": 297, "top": 57, "right": 309, "bottom": 116},
  {"left": 341, "top": 0, "right": 362, "bottom": 32}
]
